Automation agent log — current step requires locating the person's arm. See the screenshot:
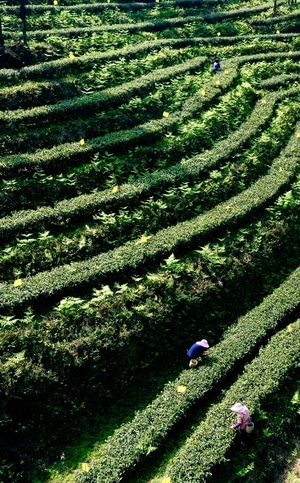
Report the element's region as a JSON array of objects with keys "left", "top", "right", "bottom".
[{"left": 231, "top": 414, "right": 243, "bottom": 429}]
